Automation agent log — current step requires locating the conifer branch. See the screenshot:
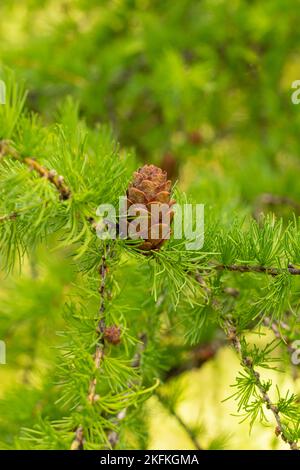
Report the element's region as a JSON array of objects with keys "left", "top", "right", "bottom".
[
  {"left": 1, "top": 8, "right": 300, "bottom": 451},
  {"left": 70, "top": 426, "right": 84, "bottom": 451},
  {"left": 88, "top": 247, "right": 110, "bottom": 404},
  {"left": 0, "top": 140, "right": 16, "bottom": 159},
  {"left": 0, "top": 139, "right": 71, "bottom": 200},
  {"left": 214, "top": 263, "right": 300, "bottom": 276},
  {"left": 106, "top": 409, "right": 127, "bottom": 449},
  {"left": 225, "top": 320, "right": 299, "bottom": 451},
  {"left": 71, "top": 244, "right": 112, "bottom": 450},
  {"left": 107, "top": 333, "right": 148, "bottom": 449},
  {"left": 155, "top": 391, "right": 203, "bottom": 450},
  {"left": 0, "top": 212, "right": 18, "bottom": 223},
  {"left": 23, "top": 157, "right": 71, "bottom": 201}
]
